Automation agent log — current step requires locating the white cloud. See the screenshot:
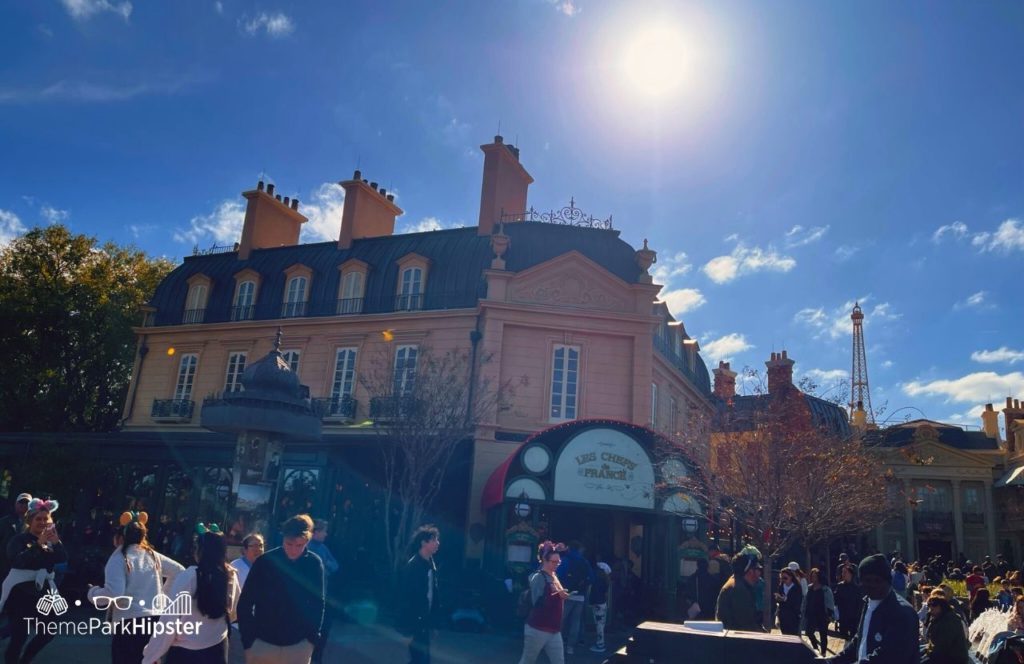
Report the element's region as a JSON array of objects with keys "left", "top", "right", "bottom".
[
  {"left": 954, "top": 290, "right": 992, "bottom": 310},
  {"left": 944, "top": 404, "right": 987, "bottom": 426},
  {"left": 0, "top": 209, "right": 27, "bottom": 246},
  {"left": 550, "top": 0, "right": 580, "bottom": 16},
  {"left": 40, "top": 205, "right": 69, "bottom": 225},
  {"left": 173, "top": 200, "right": 245, "bottom": 246},
  {"left": 971, "top": 219, "right": 1024, "bottom": 253},
  {"left": 214, "top": 1, "right": 224, "bottom": 14},
  {"left": 784, "top": 224, "right": 829, "bottom": 248},
  {"left": 794, "top": 296, "right": 900, "bottom": 340},
  {"left": 971, "top": 347, "right": 1024, "bottom": 365},
  {"left": 803, "top": 368, "right": 849, "bottom": 384},
  {"left": 61, "top": 0, "right": 132, "bottom": 21},
  {"left": 240, "top": 12, "right": 295, "bottom": 37},
  {"left": 702, "top": 242, "right": 796, "bottom": 284},
  {"left": 701, "top": 333, "right": 753, "bottom": 363},
  {"left": 0, "top": 75, "right": 201, "bottom": 104},
  {"left": 931, "top": 221, "right": 968, "bottom": 244},
  {"left": 128, "top": 224, "right": 156, "bottom": 239},
  {"left": 658, "top": 288, "right": 706, "bottom": 316},
  {"left": 903, "top": 371, "right": 1024, "bottom": 403},
  {"left": 882, "top": 360, "right": 894, "bottom": 369},
  {"left": 834, "top": 245, "right": 860, "bottom": 261},
  {"left": 298, "top": 183, "right": 346, "bottom": 243},
  {"left": 400, "top": 217, "right": 443, "bottom": 234},
  {"left": 651, "top": 251, "right": 692, "bottom": 286}
]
